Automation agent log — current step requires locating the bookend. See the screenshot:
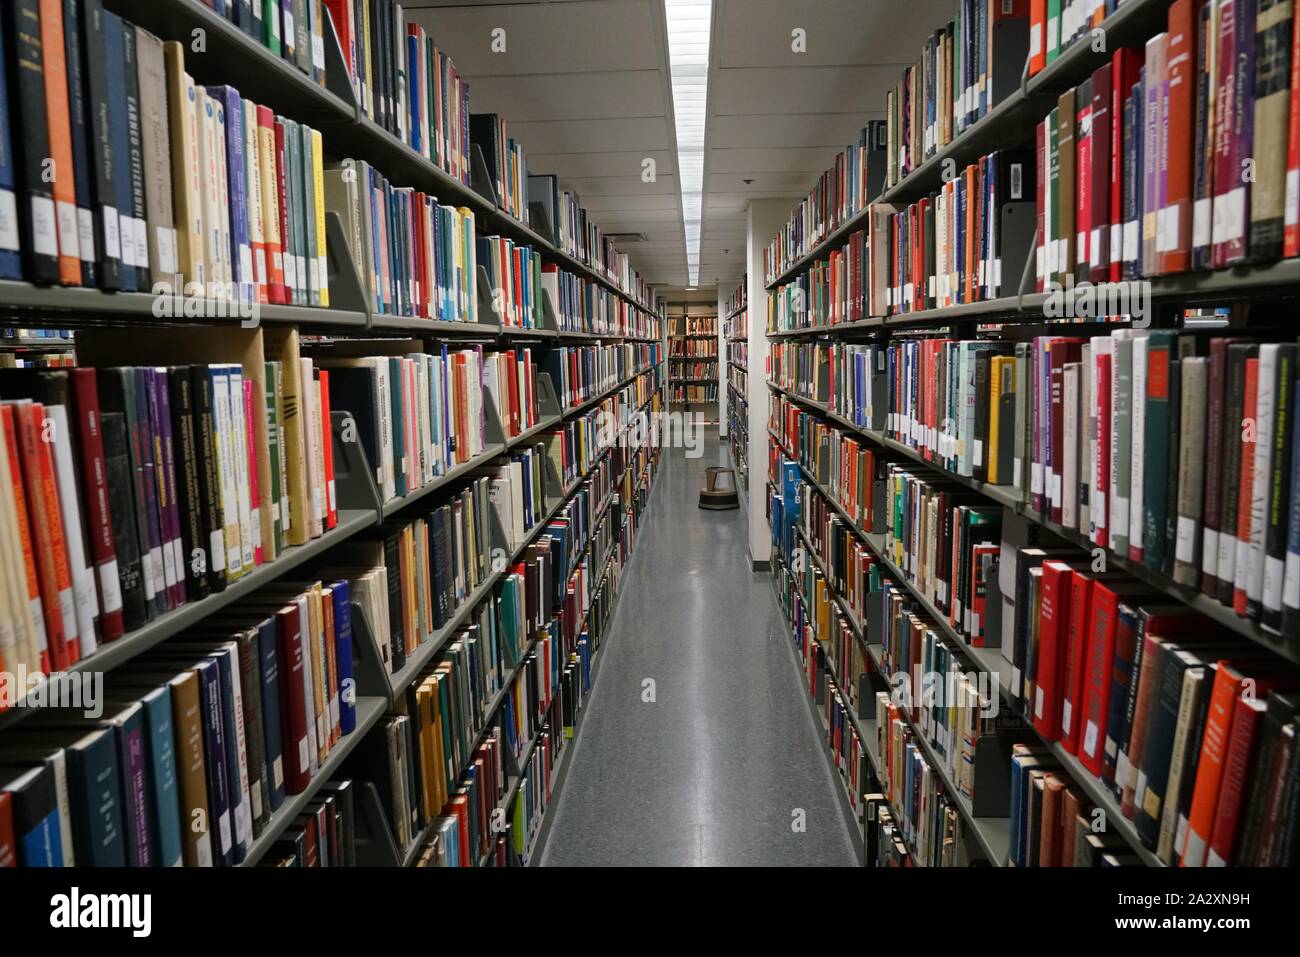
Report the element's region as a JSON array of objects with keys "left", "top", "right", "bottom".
[
  {"left": 470, "top": 144, "right": 499, "bottom": 207},
  {"left": 483, "top": 390, "right": 508, "bottom": 447},
  {"left": 347, "top": 601, "right": 391, "bottom": 702},
  {"left": 990, "top": 16, "right": 1031, "bottom": 109},
  {"left": 535, "top": 372, "right": 563, "bottom": 419},
  {"left": 321, "top": 5, "right": 361, "bottom": 111},
  {"left": 538, "top": 287, "right": 562, "bottom": 333},
  {"left": 984, "top": 558, "right": 1005, "bottom": 651},
  {"left": 331, "top": 409, "right": 385, "bottom": 520},
  {"left": 325, "top": 212, "right": 371, "bottom": 316},
  {"left": 529, "top": 200, "right": 556, "bottom": 246},
  {"left": 864, "top": 591, "right": 884, "bottom": 645},
  {"left": 352, "top": 781, "right": 403, "bottom": 866},
  {"left": 999, "top": 201, "right": 1037, "bottom": 302},
  {"left": 477, "top": 264, "right": 500, "bottom": 325},
  {"left": 541, "top": 450, "right": 567, "bottom": 511},
  {"left": 871, "top": 481, "right": 888, "bottom": 534},
  {"left": 1017, "top": 223, "right": 1042, "bottom": 299}
]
